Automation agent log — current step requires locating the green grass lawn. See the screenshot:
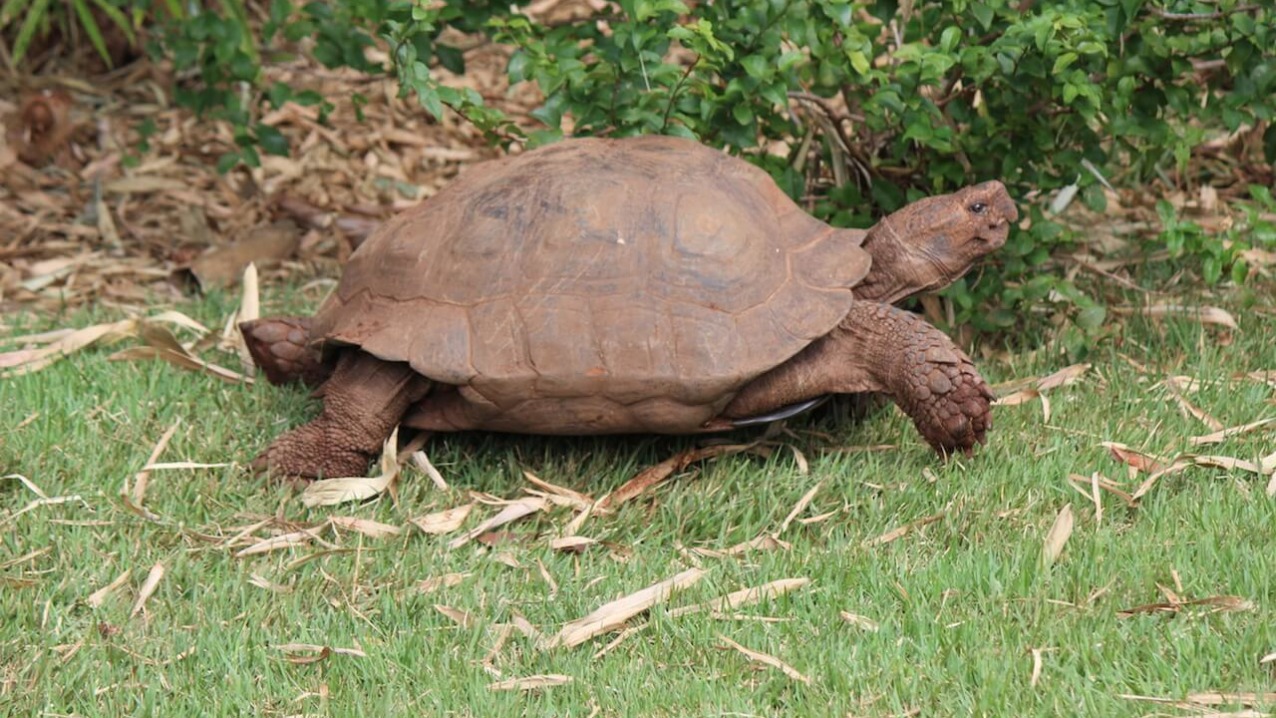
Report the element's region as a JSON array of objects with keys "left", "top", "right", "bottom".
[{"left": 2, "top": 287, "right": 1274, "bottom": 717}]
